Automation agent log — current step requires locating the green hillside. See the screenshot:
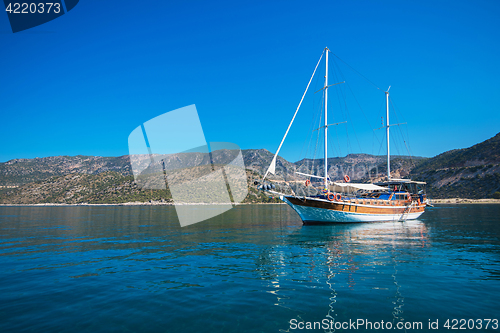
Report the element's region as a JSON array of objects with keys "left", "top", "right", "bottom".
[
  {"left": 411, "top": 133, "right": 500, "bottom": 198},
  {"left": 0, "top": 170, "right": 280, "bottom": 205}
]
